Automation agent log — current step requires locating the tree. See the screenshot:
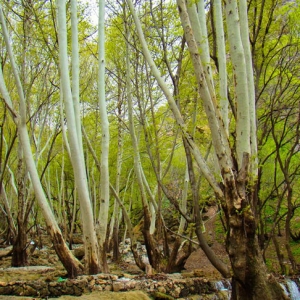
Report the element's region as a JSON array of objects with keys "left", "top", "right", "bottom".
[
  {"left": 57, "top": 0, "right": 101, "bottom": 274},
  {"left": 126, "top": 0, "right": 288, "bottom": 298},
  {"left": 0, "top": 4, "right": 83, "bottom": 278},
  {"left": 248, "top": 0, "right": 300, "bottom": 276},
  {"left": 0, "top": 1, "right": 299, "bottom": 295},
  {"left": 96, "top": 0, "right": 110, "bottom": 273}
]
